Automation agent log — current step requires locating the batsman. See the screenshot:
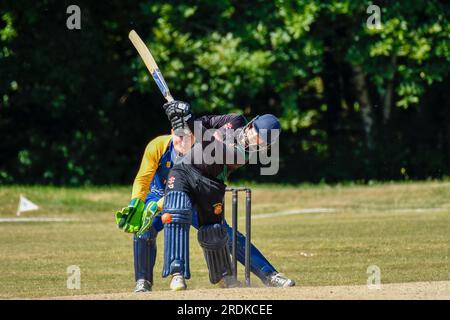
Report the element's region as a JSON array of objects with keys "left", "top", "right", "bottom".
[
  {"left": 157, "top": 100, "right": 294, "bottom": 290},
  {"left": 115, "top": 103, "right": 295, "bottom": 291}
]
